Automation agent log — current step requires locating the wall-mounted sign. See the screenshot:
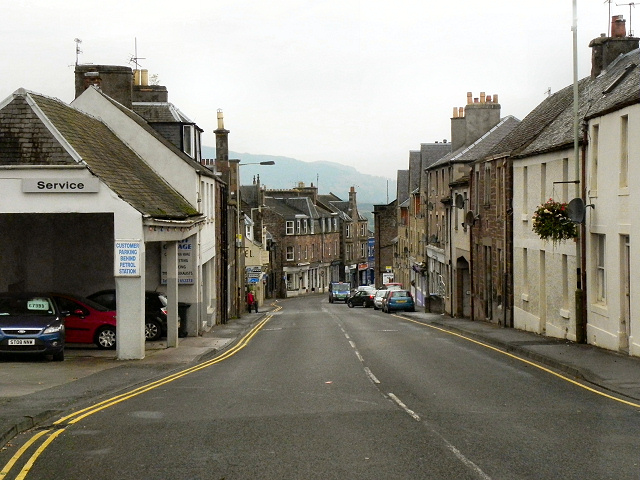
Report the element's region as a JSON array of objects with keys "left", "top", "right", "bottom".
[
  {"left": 115, "top": 240, "right": 141, "bottom": 277},
  {"left": 161, "top": 238, "right": 195, "bottom": 285},
  {"left": 23, "top": 178, "right": 100, "bottom": 193}
]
